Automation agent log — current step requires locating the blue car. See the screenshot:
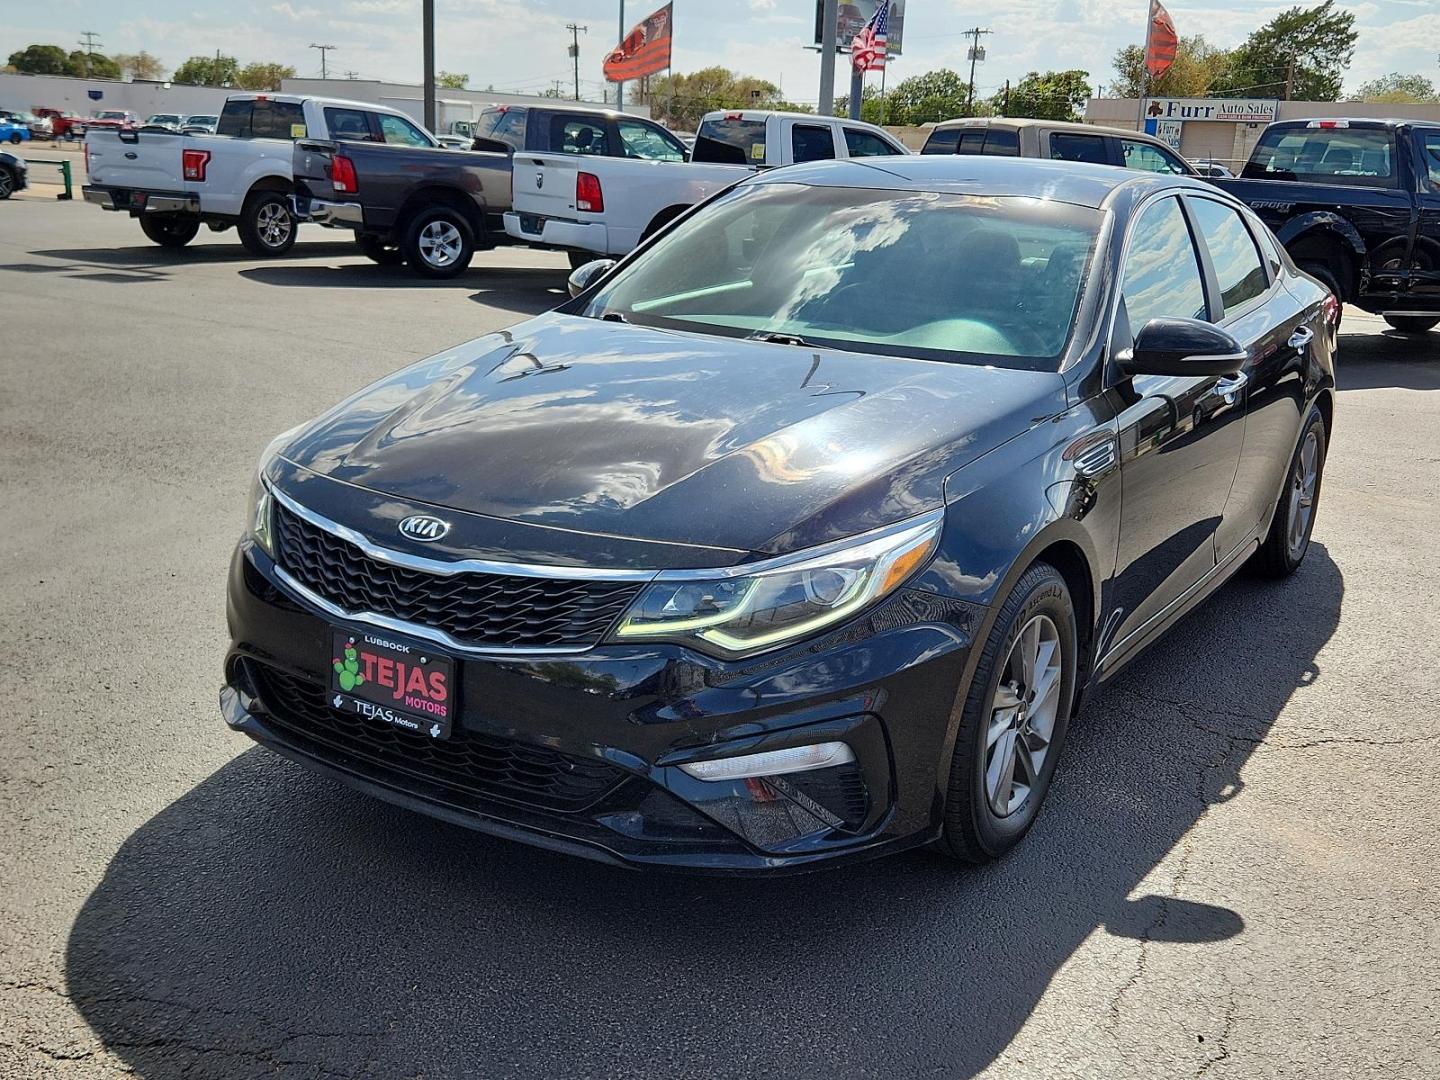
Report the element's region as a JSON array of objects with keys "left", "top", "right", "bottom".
[{"left": 0, "top": 118, "right": 31, "bottom": 145}]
